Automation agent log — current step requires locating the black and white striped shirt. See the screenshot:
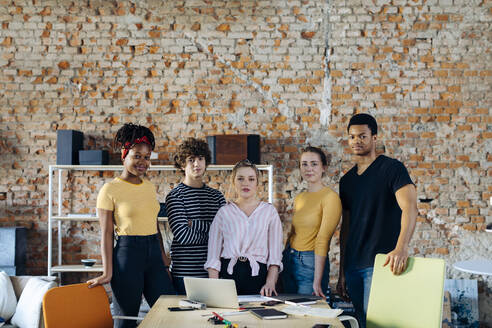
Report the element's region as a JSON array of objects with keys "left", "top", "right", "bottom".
[{"left": 166, "top": 182, "right": 225, "bottom": 277}]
